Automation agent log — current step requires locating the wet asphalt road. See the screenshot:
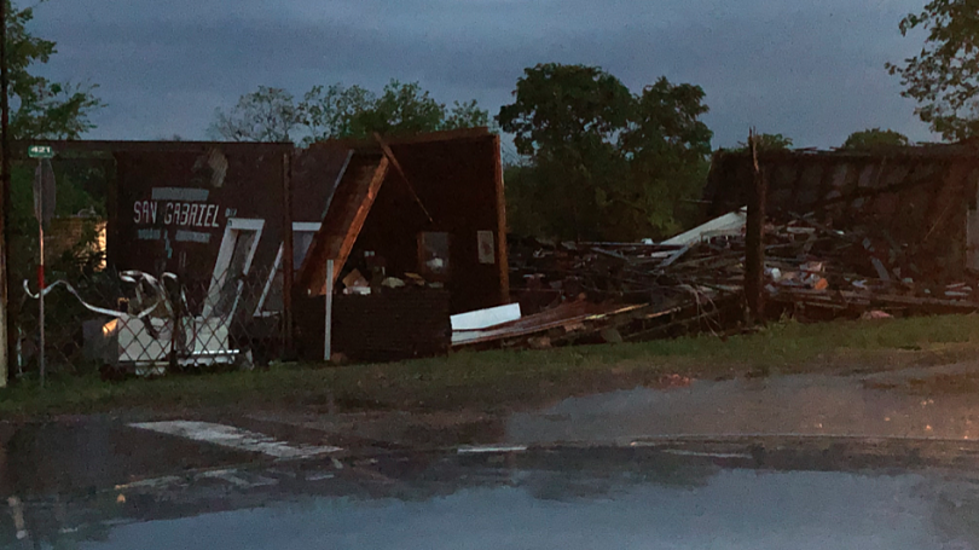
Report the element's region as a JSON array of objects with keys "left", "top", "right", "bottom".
[
  {"left": 5, "top": 363, "right": 979, "bottom": 548},
  {"left": 4, "top": 439, "right": 979, "bottom": 549},
  {"left": 507, "top": 363, "right": 979, "bottom": 444}
]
